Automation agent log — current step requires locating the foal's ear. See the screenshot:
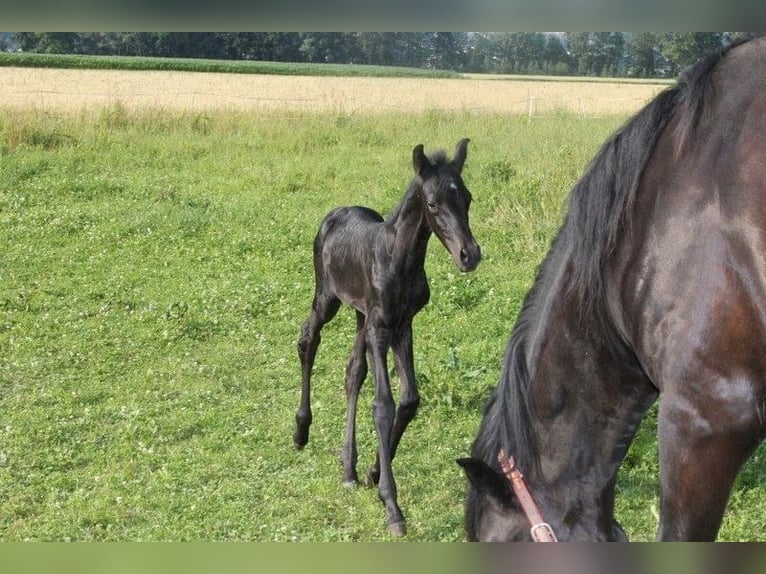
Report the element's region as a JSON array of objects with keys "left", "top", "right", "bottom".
[
  {"left": 452, "top": 138, "right": 470, "bottom": 173},
  {"left": 457, "top": 457, "right": 513, "bottom": 507},
  {"left": 413, "top": 144, "right": 431, "bottom": 176}
]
